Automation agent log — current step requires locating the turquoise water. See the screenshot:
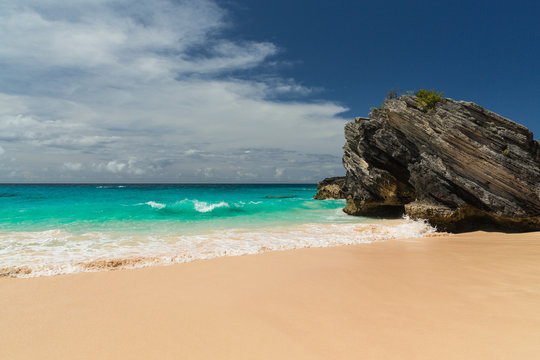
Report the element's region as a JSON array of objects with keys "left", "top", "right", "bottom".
[
  {"left": 0, "top": 184, "right": 434, "bottom": 277},
  {"left": 0, "top": 184, "right": 349, "bottom": 233}
]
